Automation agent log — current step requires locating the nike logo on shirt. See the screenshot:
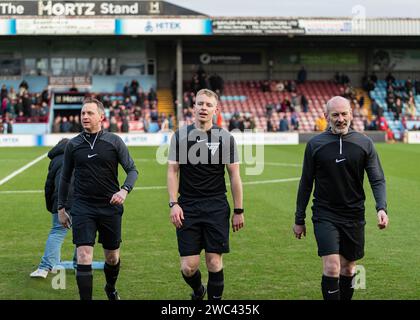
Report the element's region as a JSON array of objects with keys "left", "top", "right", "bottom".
[
  {"left": 196, "top": 138, "right": 207, "bottom": 143},
  {"left": 335, "top": 158, "right": 346, "bottom": 163},
  {"left": 88, "top": 154, "right": 98, "bottom": 158}
]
